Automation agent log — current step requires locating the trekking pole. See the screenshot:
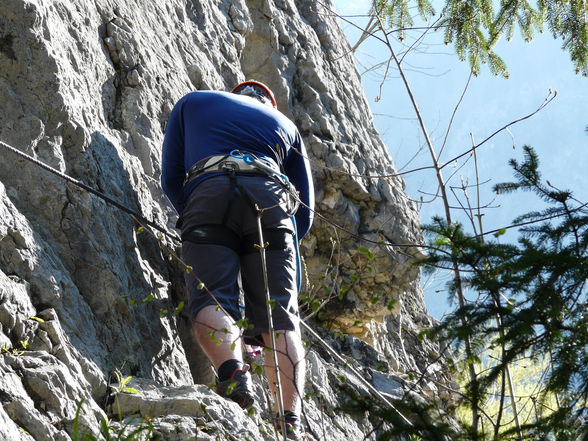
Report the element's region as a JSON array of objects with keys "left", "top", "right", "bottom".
[
  {"left": 254, "top": 205, "right": 287, "bottom": 441},
  {"left": 0, "top": 139, "right": 180, "bottom": 242}
]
